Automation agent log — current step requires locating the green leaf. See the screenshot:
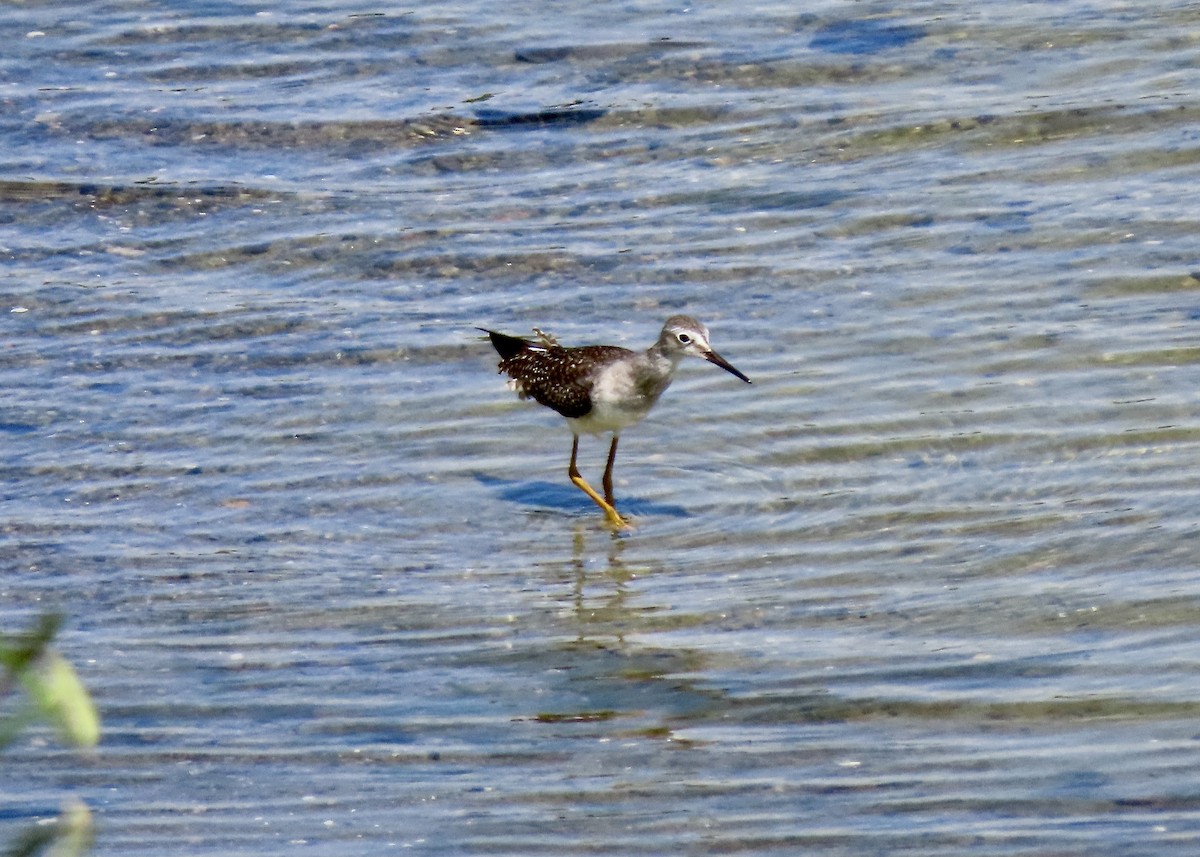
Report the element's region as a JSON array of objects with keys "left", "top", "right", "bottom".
[
  {"left": 0, "top": 614, "right": 61, "bottom": 674},
  {"left": 19, "top": 652, "right": 100, "bottom": 749},
  {"left": 4, "top": 800, "right": 93, "bottom": 857},
  {"left": 51, "top": 799, "right": 94, "bottom": 857}
]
